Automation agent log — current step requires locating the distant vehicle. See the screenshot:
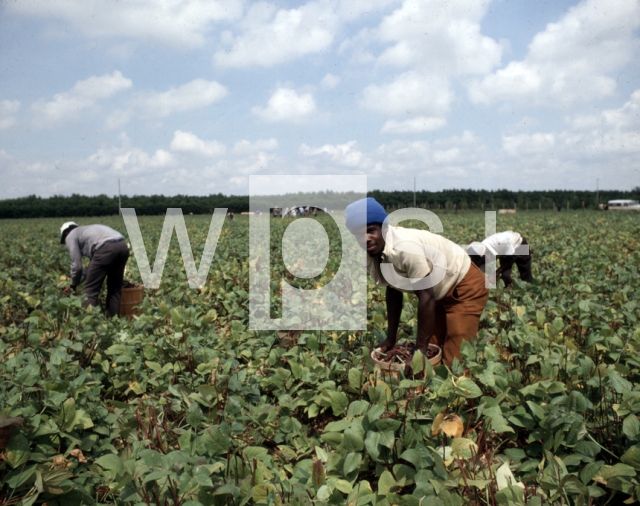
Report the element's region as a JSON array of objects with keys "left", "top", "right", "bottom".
[{"left": 607, "top": 199, "right": 640, "bottom": 211}]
